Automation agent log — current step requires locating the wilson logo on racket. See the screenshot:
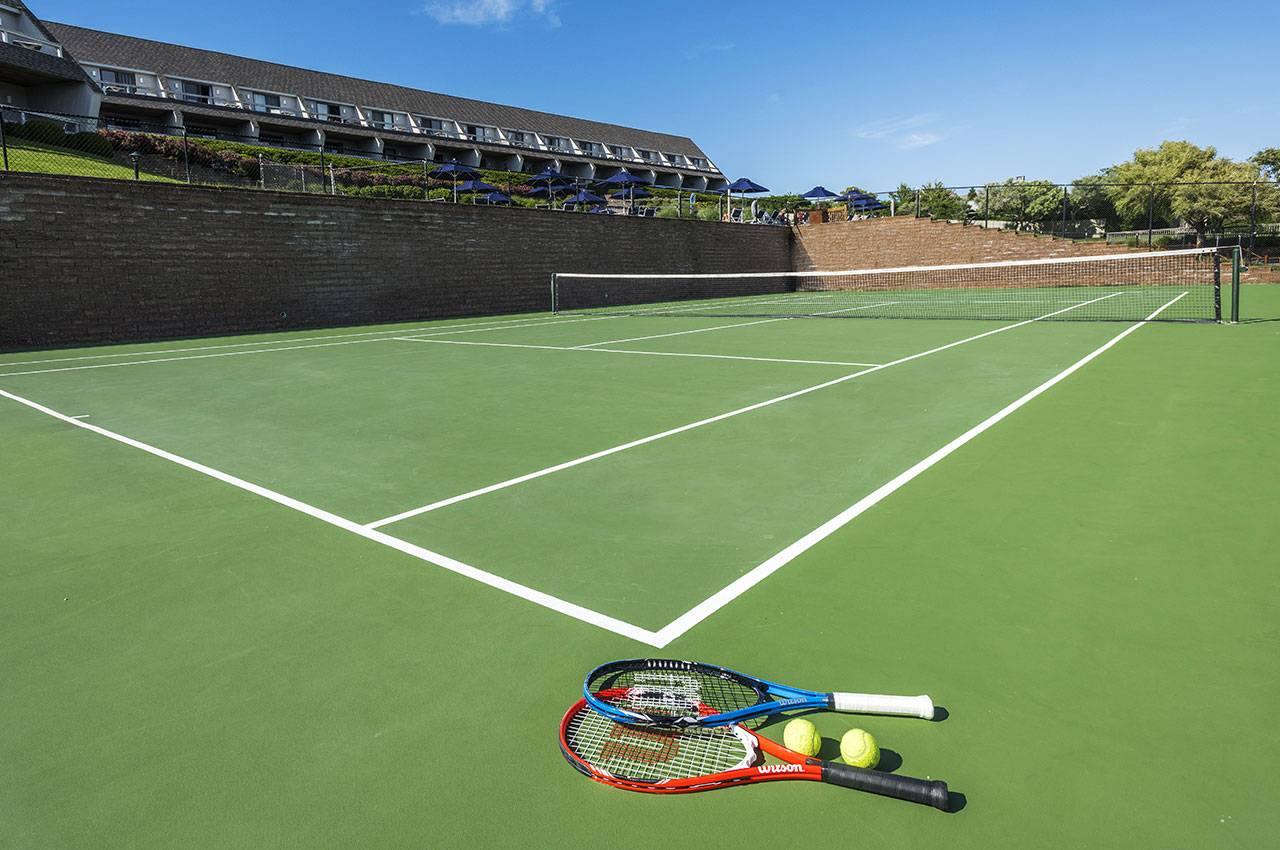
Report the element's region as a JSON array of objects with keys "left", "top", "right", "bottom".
[{"left": 756, "top": 763, "right": 805, "bottom": 775}]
